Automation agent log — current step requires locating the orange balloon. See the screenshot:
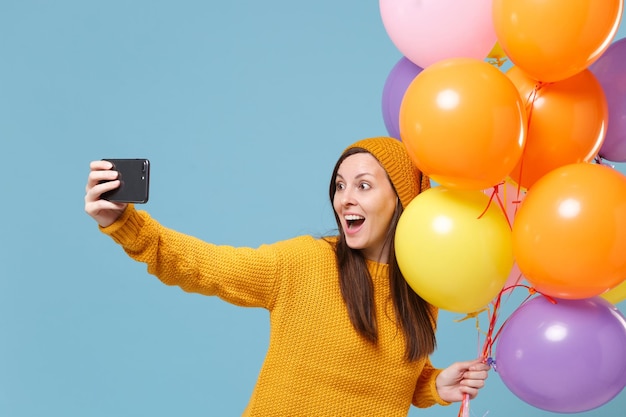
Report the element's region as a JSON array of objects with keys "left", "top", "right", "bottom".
[
  {"left": 507, "top": 67, "right": 608, "bottom": 189},
  {"left": 493, "top": 0, "right": 623, "bottom": 82},
  {"left": 512, "top": 162, "right": 626, "bottom": 299},
  {"left": 399, "top": 58, "right": 527, "bottom": 190}
]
